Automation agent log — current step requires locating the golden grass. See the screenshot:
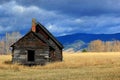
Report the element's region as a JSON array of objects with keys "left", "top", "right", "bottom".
[
  {"left": 0, "top": 52, "right": 120, "bottom": 80},
  {"left": 36, "top": 52, "right": 120, "bottom": 69}
]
